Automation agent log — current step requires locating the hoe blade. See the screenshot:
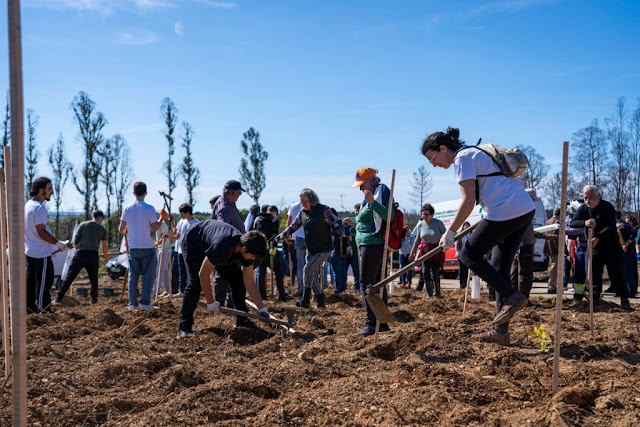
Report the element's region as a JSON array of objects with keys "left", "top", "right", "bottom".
[{"left": 365, "top": 293, "right": 397, "bottom": 324}]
